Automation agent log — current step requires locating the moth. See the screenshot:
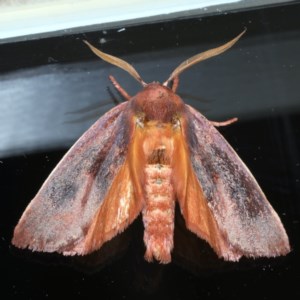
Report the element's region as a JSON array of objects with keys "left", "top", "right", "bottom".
[{"left": 13, "top": 30, "right": 290, "bottom": 263}]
